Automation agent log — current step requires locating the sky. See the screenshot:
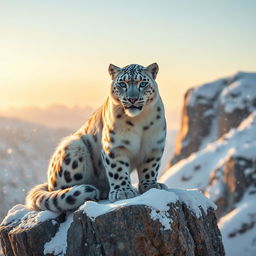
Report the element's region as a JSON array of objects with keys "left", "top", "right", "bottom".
[{"left": 0, "top": 0, "right": 256, "bottom": 126}]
